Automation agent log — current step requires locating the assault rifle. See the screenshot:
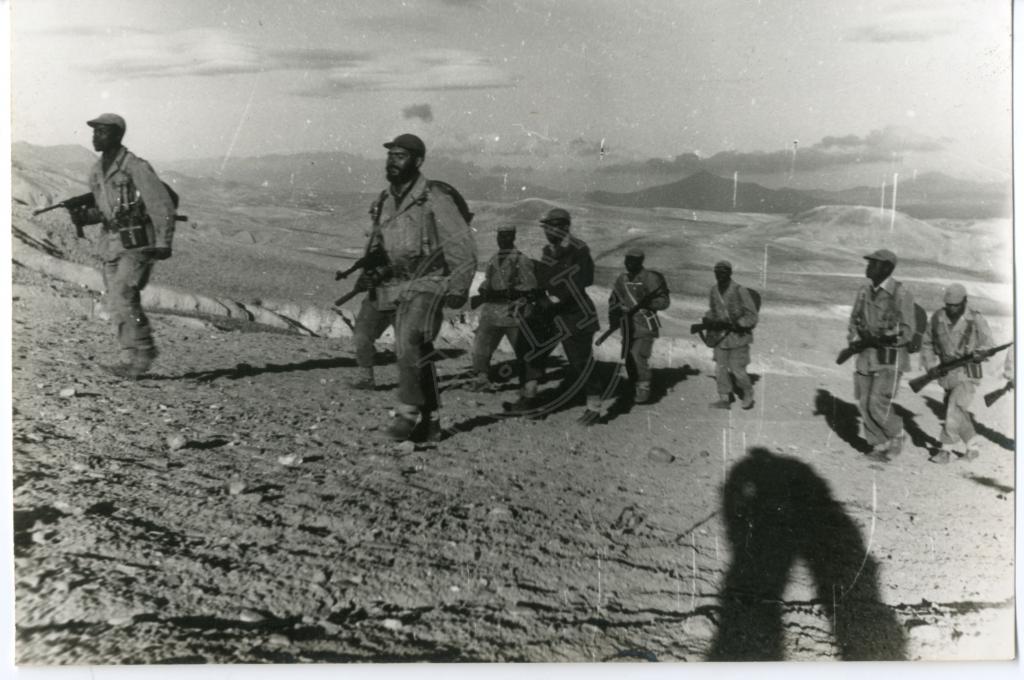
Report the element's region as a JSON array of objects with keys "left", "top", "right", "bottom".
[
  {"left": 908, "top": 341, "right": 1013, "bottom": 393},
  {"left": 33, "top": 193, "right": 96, "bottom": 238},
  {"left": 469, "top": 289, "right": 541, "bottom": 310},
  {"left": 596, "top": 287, "right": 667, "bottom": 347},
  {"left": 983, "top": 381, "right": 1014, "bottom": 407}
]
